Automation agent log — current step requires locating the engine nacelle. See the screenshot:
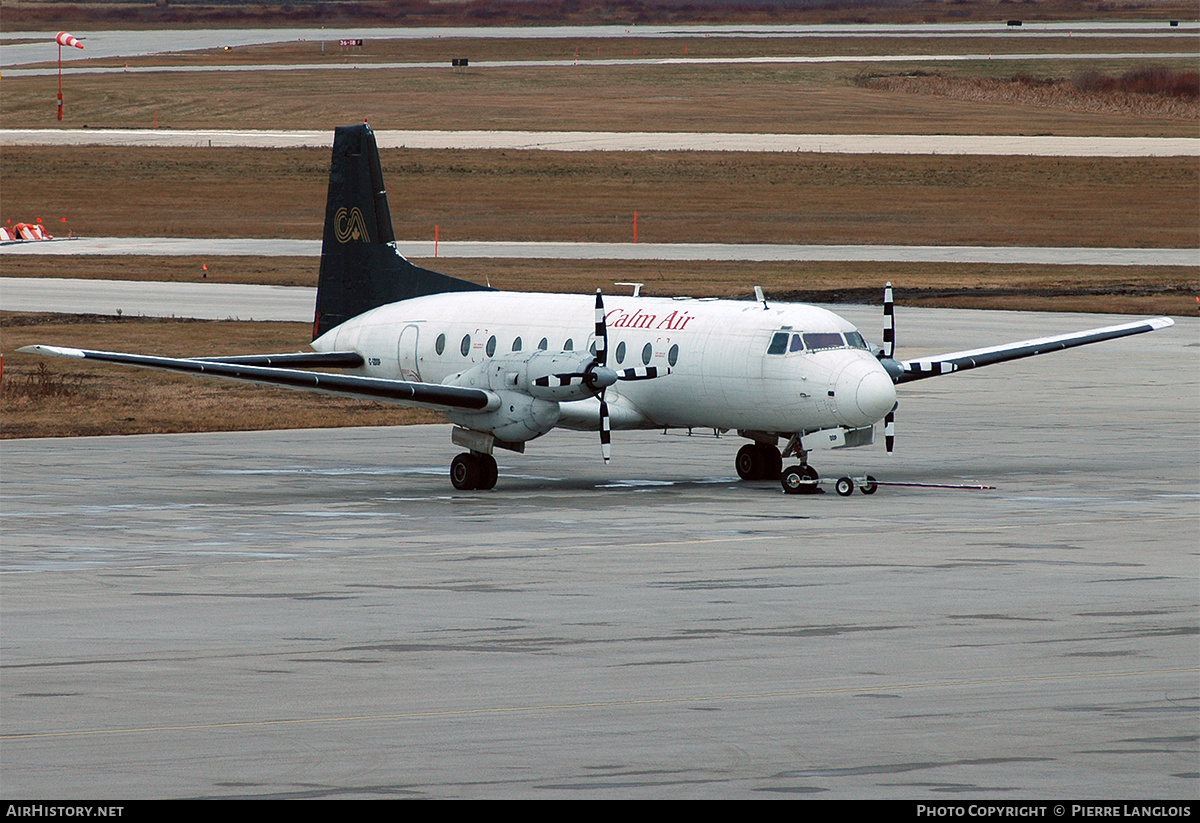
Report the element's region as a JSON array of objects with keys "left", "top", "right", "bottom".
[
  {"left": 445, "top": 390, "right": 560, "bottom": 443},
  {"left": 445, "top": 351, "right": 607, "bottom": 403}
]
